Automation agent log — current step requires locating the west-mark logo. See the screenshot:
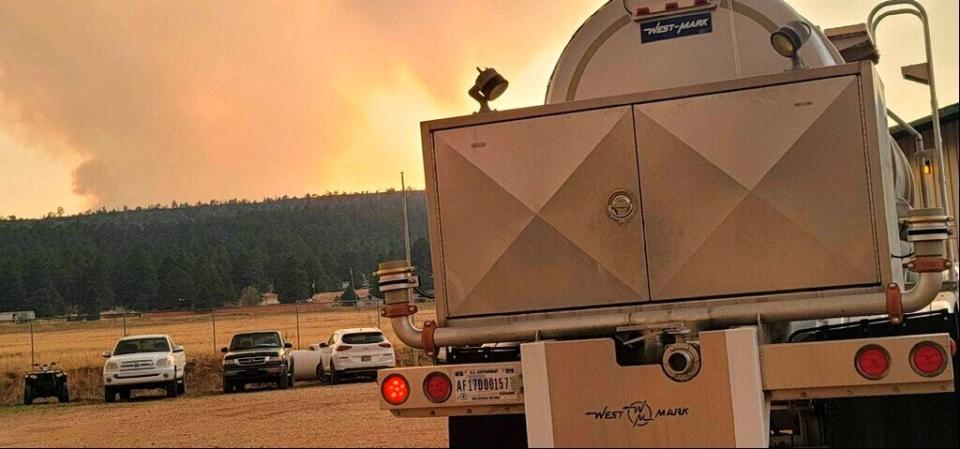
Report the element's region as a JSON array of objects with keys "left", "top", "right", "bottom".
[
  {"left": 640, "top": 13, "right": 713, "bottom": 43},
  {"left": 585, "top": 401, "right": 690, "bottom": 428}
]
